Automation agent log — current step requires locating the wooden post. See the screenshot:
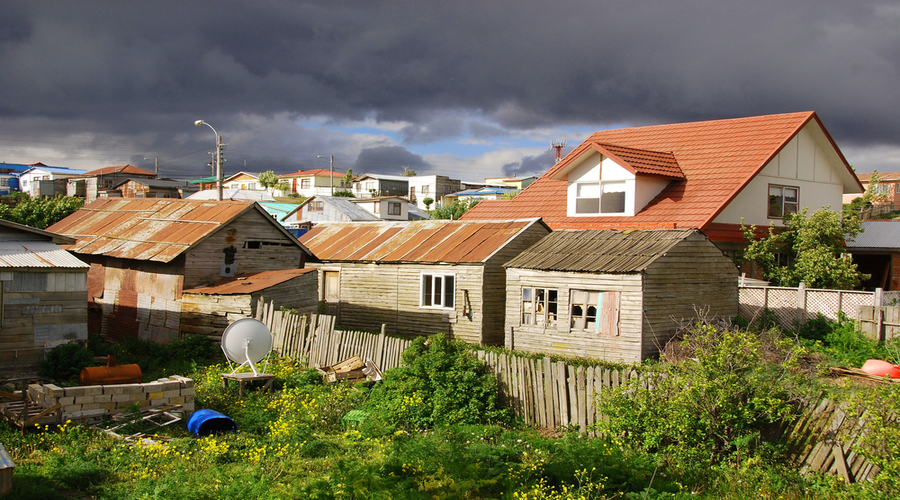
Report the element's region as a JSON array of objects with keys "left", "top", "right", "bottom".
[
  {"left": 875, "top": 287, "right": 884, "bottom": 307},
  {"left": 797, "top": 282, "right": 806, "bottom": 325}
]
